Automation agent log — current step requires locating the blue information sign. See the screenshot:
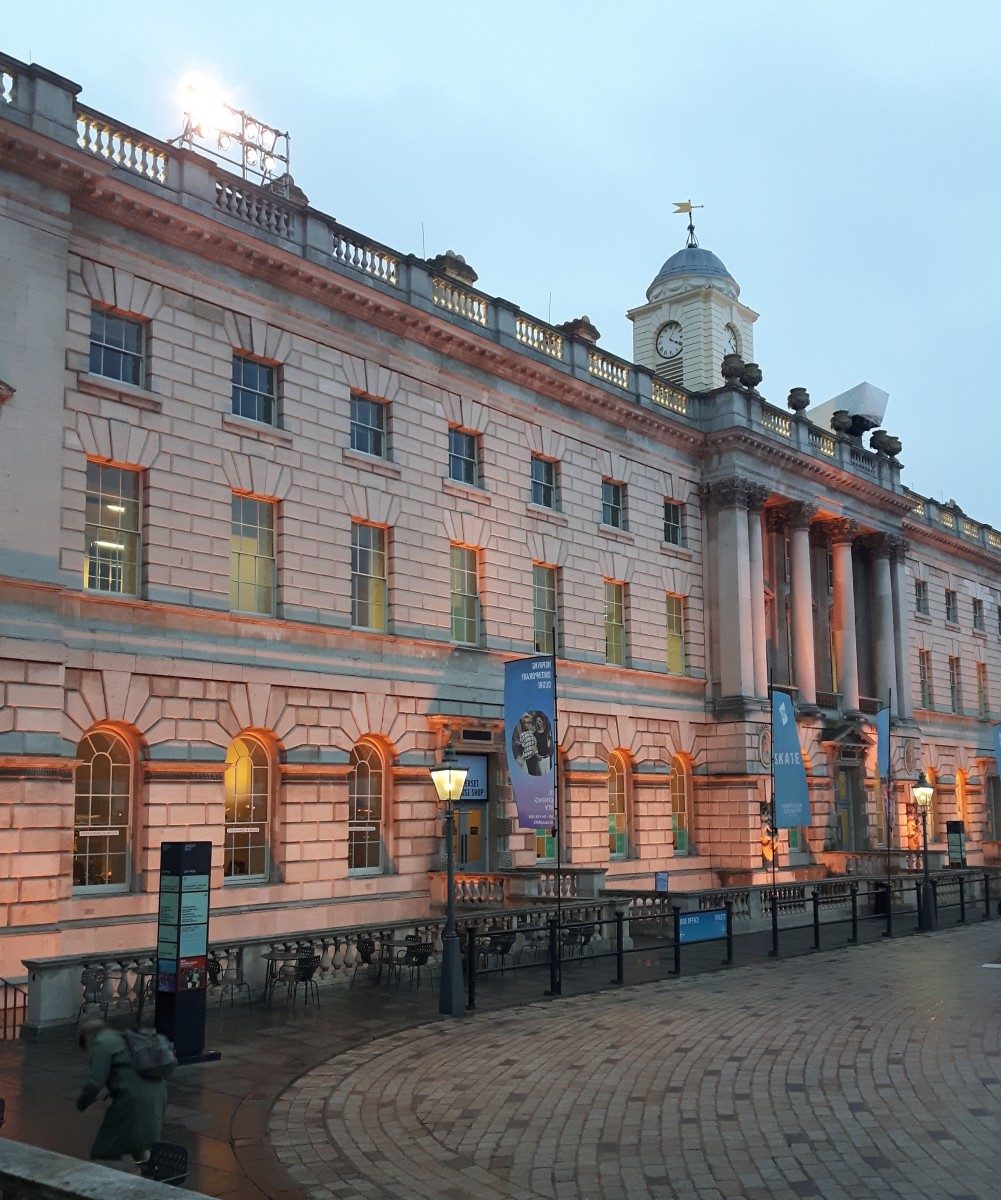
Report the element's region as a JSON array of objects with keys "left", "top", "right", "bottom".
[{"left": 678, "top": 908, "right": 728, "bottom": 944}]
